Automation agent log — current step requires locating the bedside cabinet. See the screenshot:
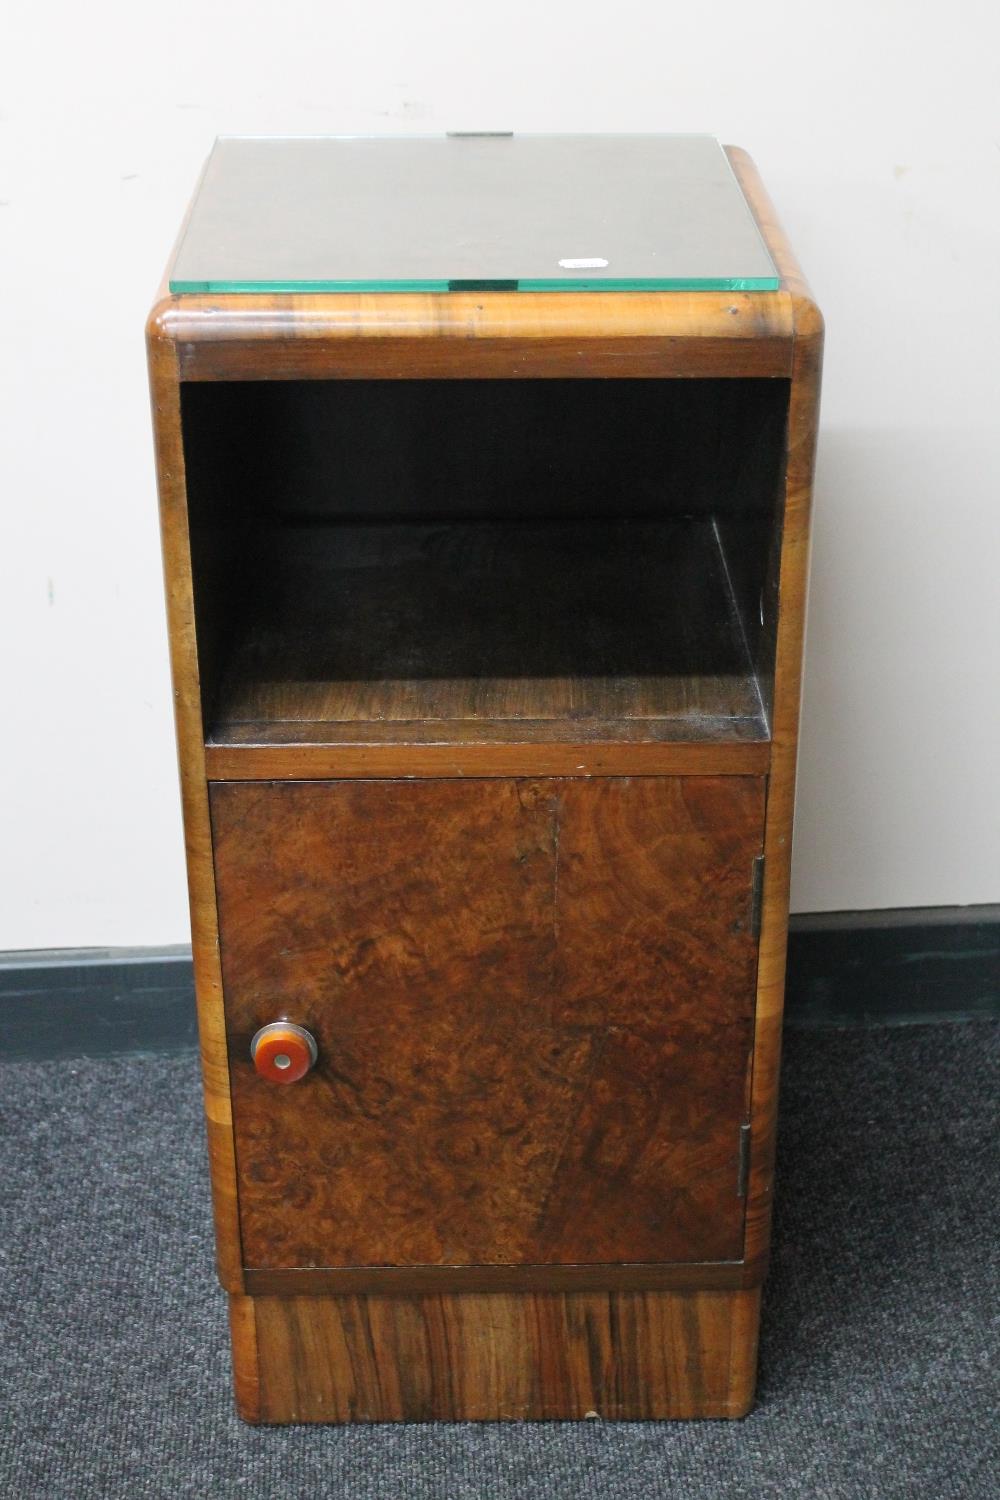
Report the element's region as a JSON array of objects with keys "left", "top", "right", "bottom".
[{"left": 147, "top": 135, "right": 823, "bottom": 1422}]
